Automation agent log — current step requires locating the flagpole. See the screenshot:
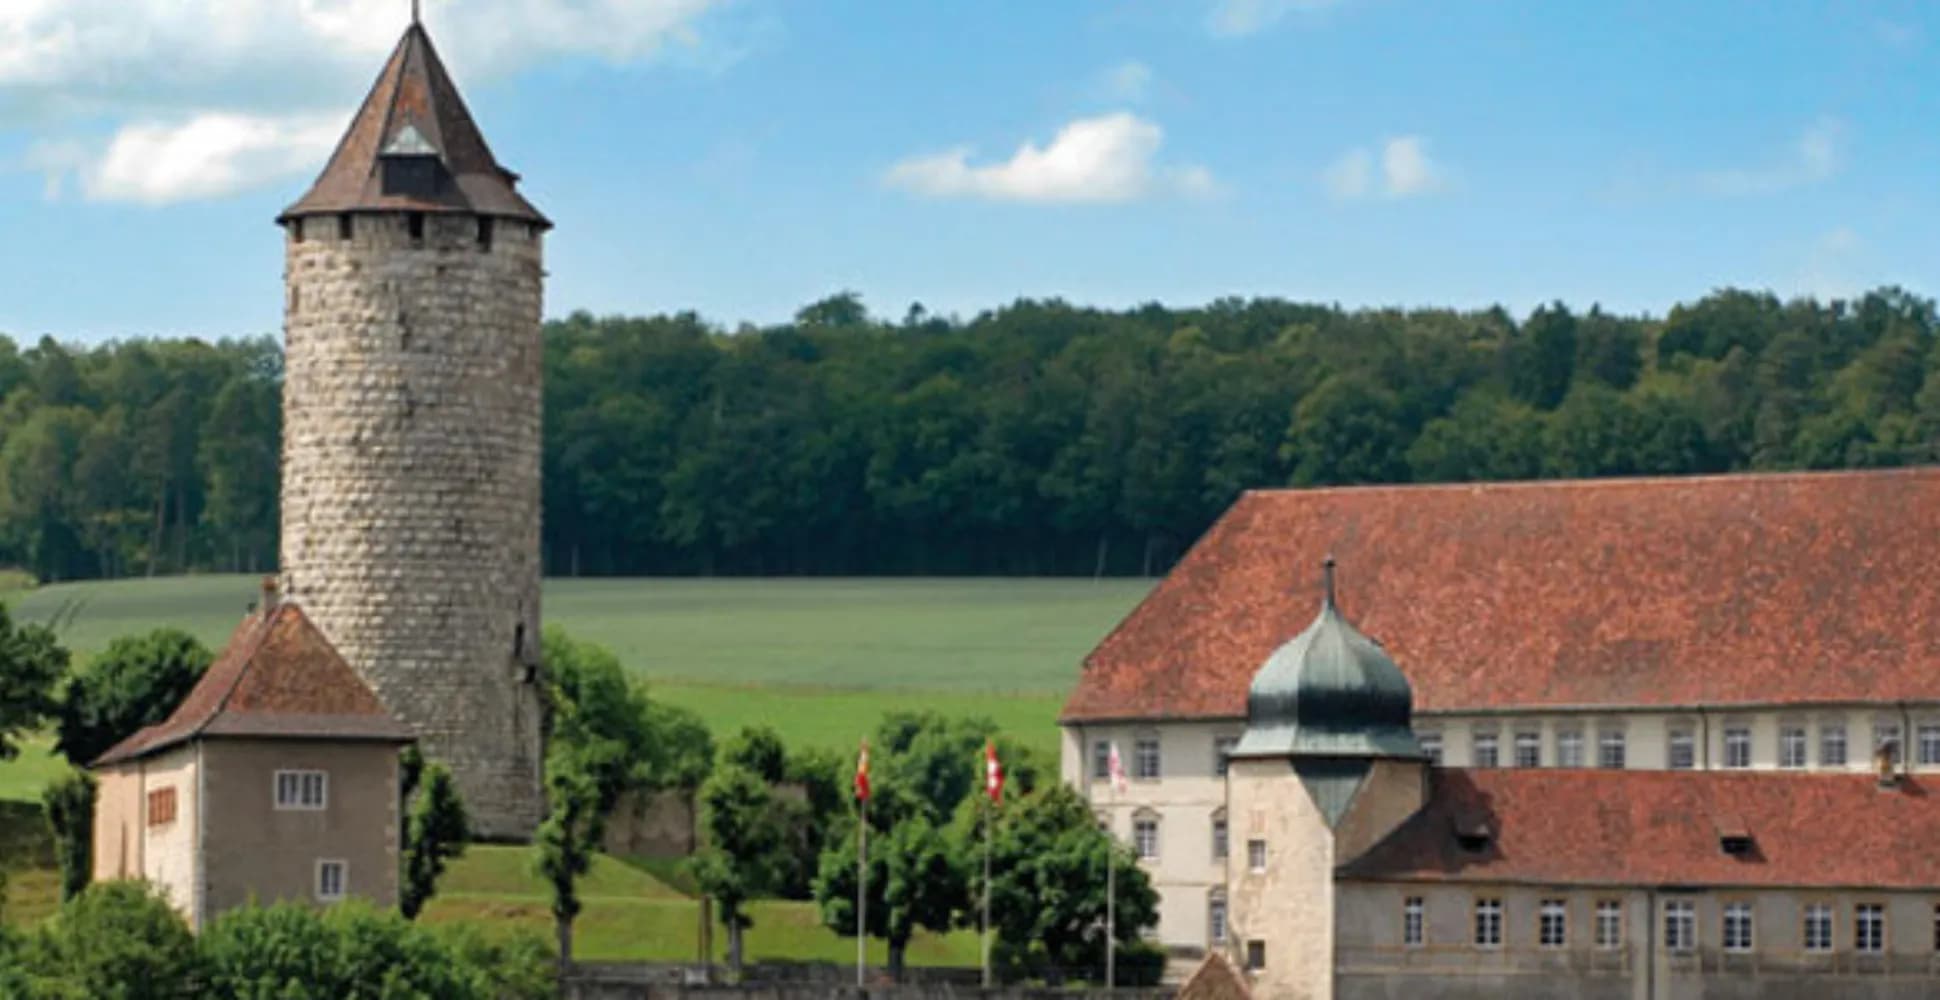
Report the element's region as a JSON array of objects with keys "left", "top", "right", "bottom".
[
  {"left": 1106, "top": 770, "right": 1116, "bottom": 990},
  {"left": 981, "top": 795, "right": 992, "bottom": 988},
  {"left": 857, "top": 792, "right": 867, "bottom": 989}
]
